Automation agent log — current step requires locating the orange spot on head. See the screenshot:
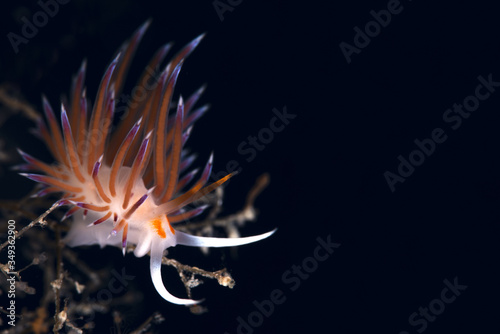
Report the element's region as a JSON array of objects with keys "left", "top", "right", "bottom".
[{"left": 151, "top": 218, "right": 166, "bottom": 238}]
